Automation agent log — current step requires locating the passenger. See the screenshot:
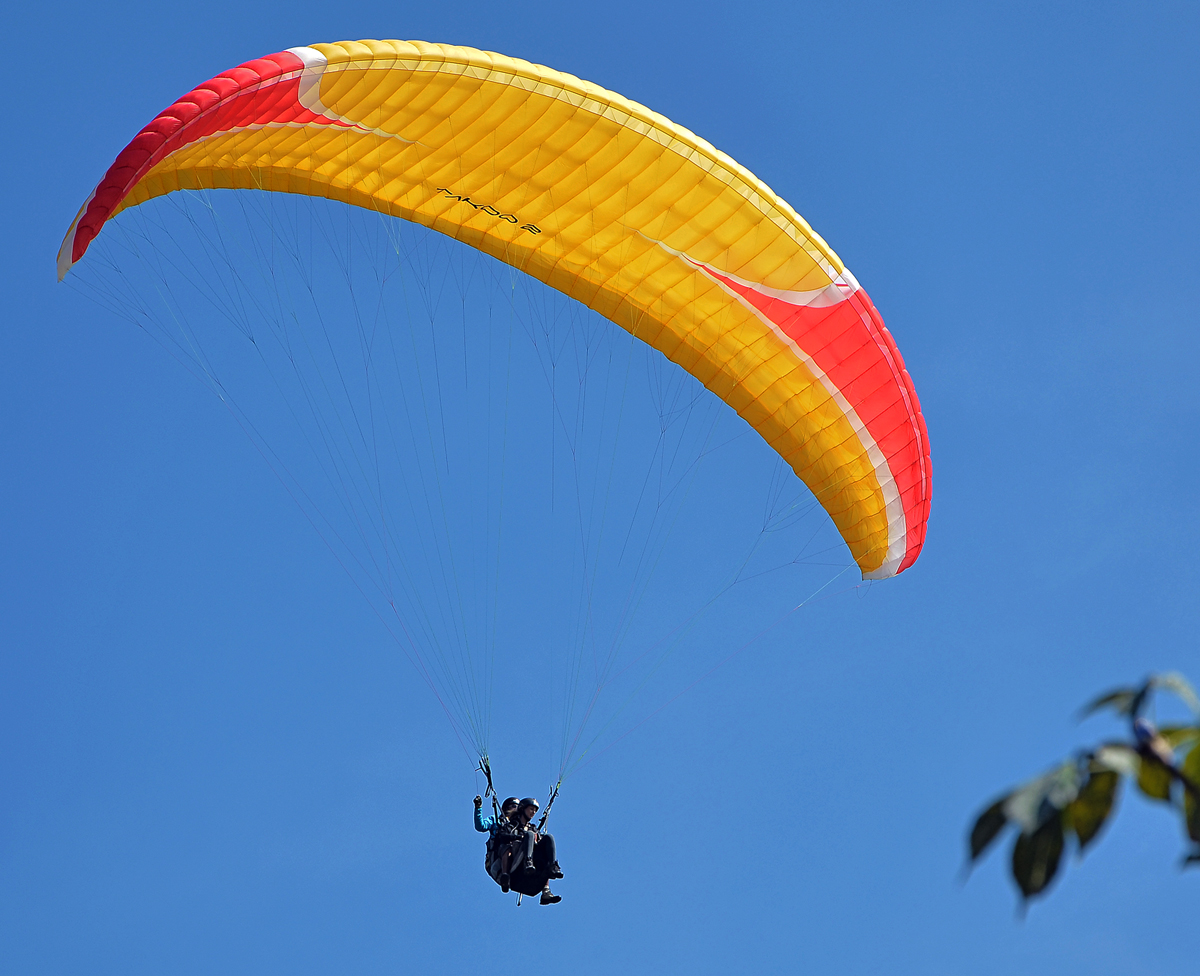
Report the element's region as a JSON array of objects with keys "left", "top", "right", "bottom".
[
  {"left": 472, "top": 794, "right": 564, "bottom": 904},
  {"left": 474, "top": 795, "right": 521, "bottom": 891}
]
